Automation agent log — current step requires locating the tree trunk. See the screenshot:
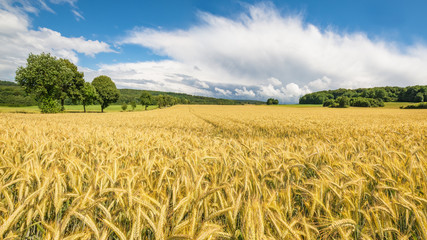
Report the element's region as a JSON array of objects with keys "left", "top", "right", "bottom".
[
  {"left": 83, "top": 105, "right": 86, "bottom": 113},
  {"left": 61, "top": 99, "right": 65, "bottom": 111},
  {"left": 145, "top": 105, "right": 147, "bottom": 110}
]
